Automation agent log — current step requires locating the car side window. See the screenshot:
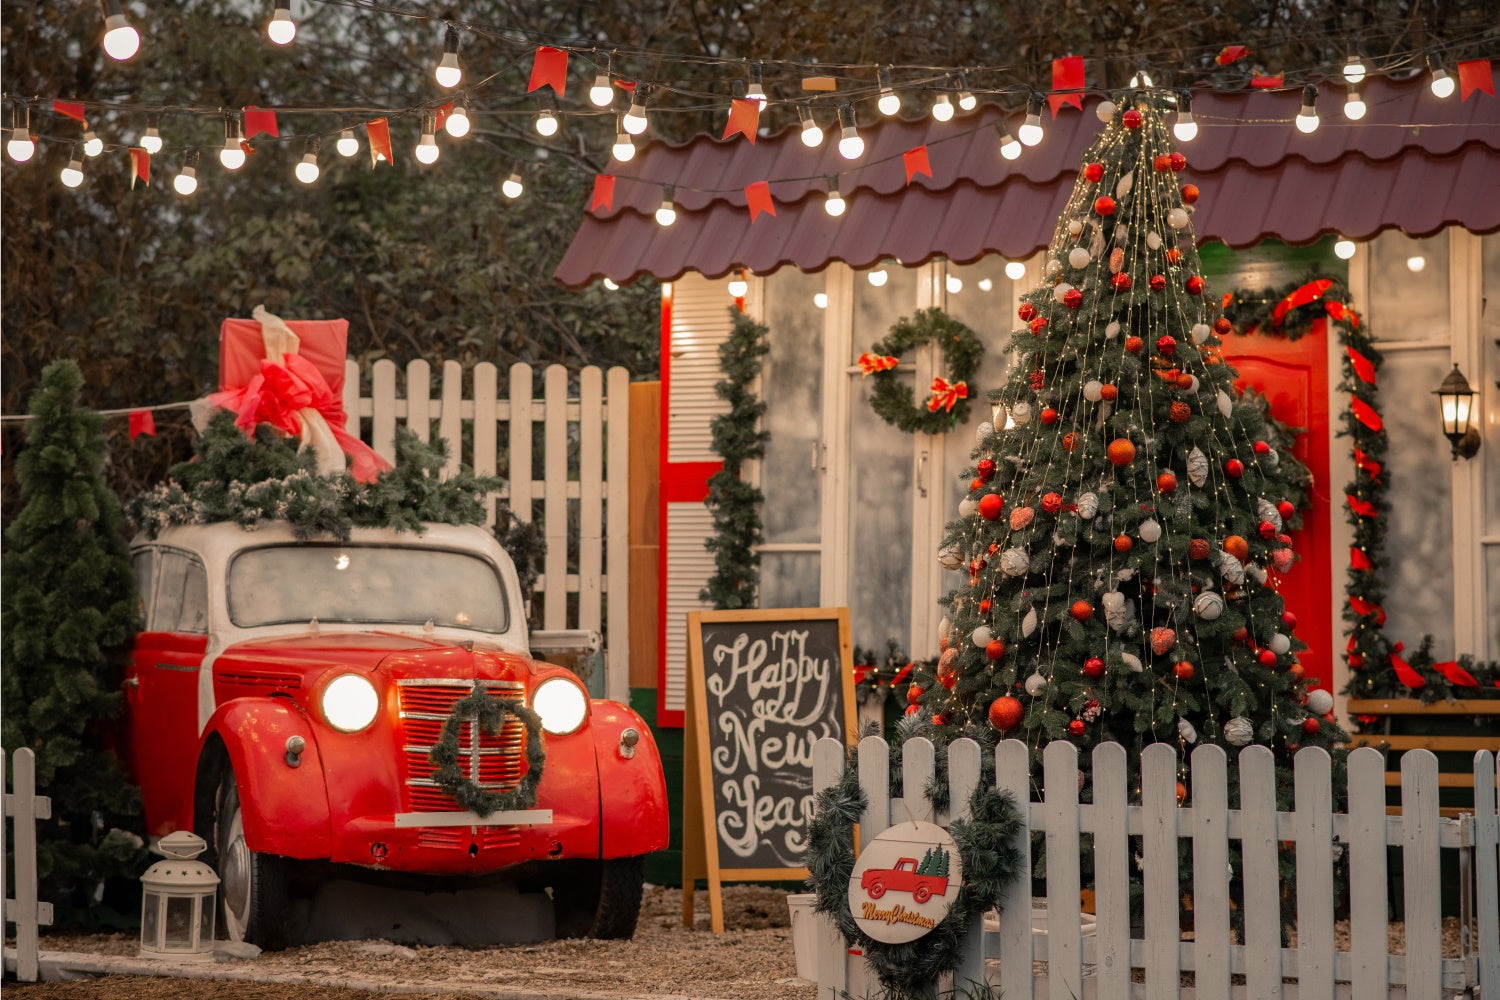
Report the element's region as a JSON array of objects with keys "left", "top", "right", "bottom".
[
  {"left": 132, "top": 549, "right": 155, "bottom": 627},
  {"left": 155, "top": 549, "right": 209, "bottom": 634}
]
